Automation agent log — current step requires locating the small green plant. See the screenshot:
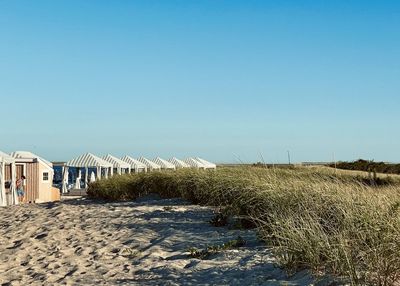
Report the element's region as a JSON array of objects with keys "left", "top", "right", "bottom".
[
  {"left": 187, "top": 247, "right": 212, "bottom": 259},
  {"left": 209, "top": 211, "right": 228, "bottom": 227},
  {"left": 187, "top": 236, "right": 246, "bottom": 260},
  {"left": 119, "top": 247, "right": 141, "bottom": 258},
  {"left": 222, "top": 236, "right": 246, "bottom": 249}
]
